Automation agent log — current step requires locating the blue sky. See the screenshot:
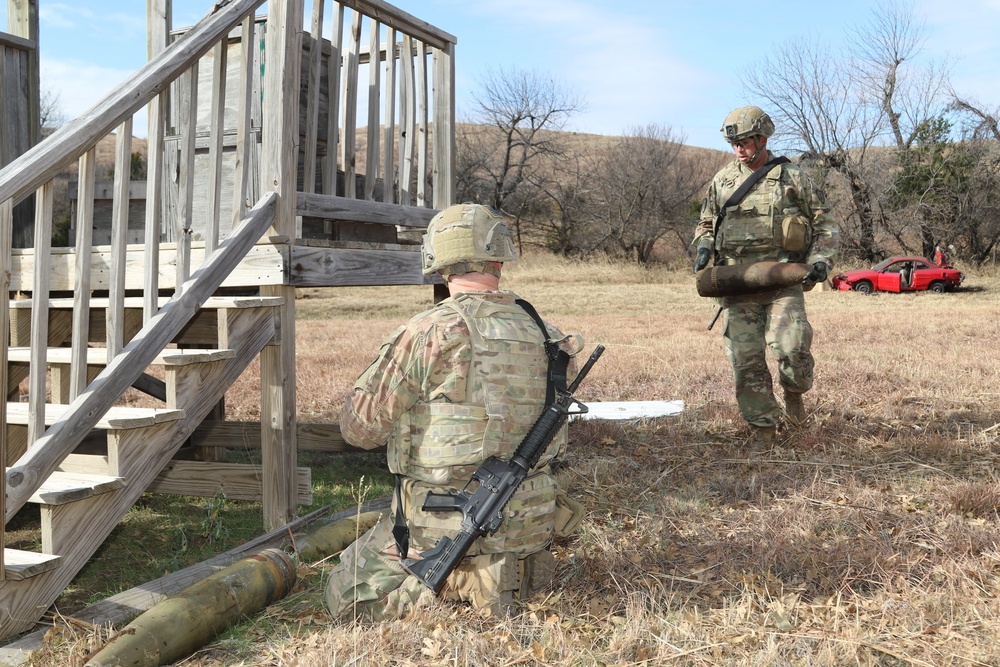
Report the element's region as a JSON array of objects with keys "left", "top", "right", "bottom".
[{"left": 8, "top": 0, "right": 999, "bottom": 149}]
